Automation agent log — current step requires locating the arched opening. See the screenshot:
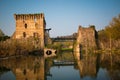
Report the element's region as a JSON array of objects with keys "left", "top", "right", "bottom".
[
  {"left": 55, "top": 50, "right": 57, "bottom": 54},
  {"left": 46, "top": 50, "right": 52, "bottom": 55}
]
